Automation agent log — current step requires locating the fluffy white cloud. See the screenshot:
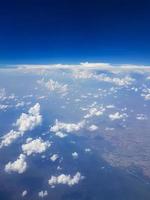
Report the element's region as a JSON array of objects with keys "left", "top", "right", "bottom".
[
  {"left": 16, "top": 103, "right": 42, "bottom": 132},
  {"left": 50, "top": 119, "right": 85, "bottom": 133},
  {"left": 136, "top": 114, "right": 147, "bottom": 120},
  {"left": 5, "top": 154, "right": 27, "bottom": 174},
  {"left": 72, "top": 152, "right": 78, "bottom": 159},
  {"left": 22, "top": 138, "right": 51, "bottom": 156},
  {"left": 88, "top": 125, "right": 98, "bottom": 131},
  {"left": 48, "top": 172, "right": 84, "bottom": 186},
  {"left": 0, "top": 104, "right": 9, "bottom": 110},
  {"left": 84, "top": 107, "right": 105, "bottom": 119},
  {"left": 55, "top": 131, "right": 67, "bottom": 138},
  {"left": 141, "top": 88, "right": 150, "bottom": 100},
  {"left": 15, "top": 101, "right": 25, "bottom": 108},
  {"left": 85, "top": 148, "right": 91, "bottom": 152},
  {"left": 0, "top": 130, "right": 23, "bottom": 148},
  {"left": 73, "top": 69, "right": 93, "bottom": 79},
  {"left": 95, "top": 74, "right": 135, "bottom": 86},
  {"left": 72, "top": 68, "right": 134, "bottom": 86},
  {"left": 37, "top": 79, "right": 68, "bottom": 94},
  {"left": 109, "top": 112, "right": 128, "bottom": 120},
  {"left": 50, "top": 154, "right": 59, "bottom": 162},
  {"left": 22, "top": 190, "right": 27, "bottom": 197},
  {"left": 38, "top": 190, "right": 48, "bottom": 198},
  {"left": 0, "top": 103, "right": 42, "bottom": 149}
]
